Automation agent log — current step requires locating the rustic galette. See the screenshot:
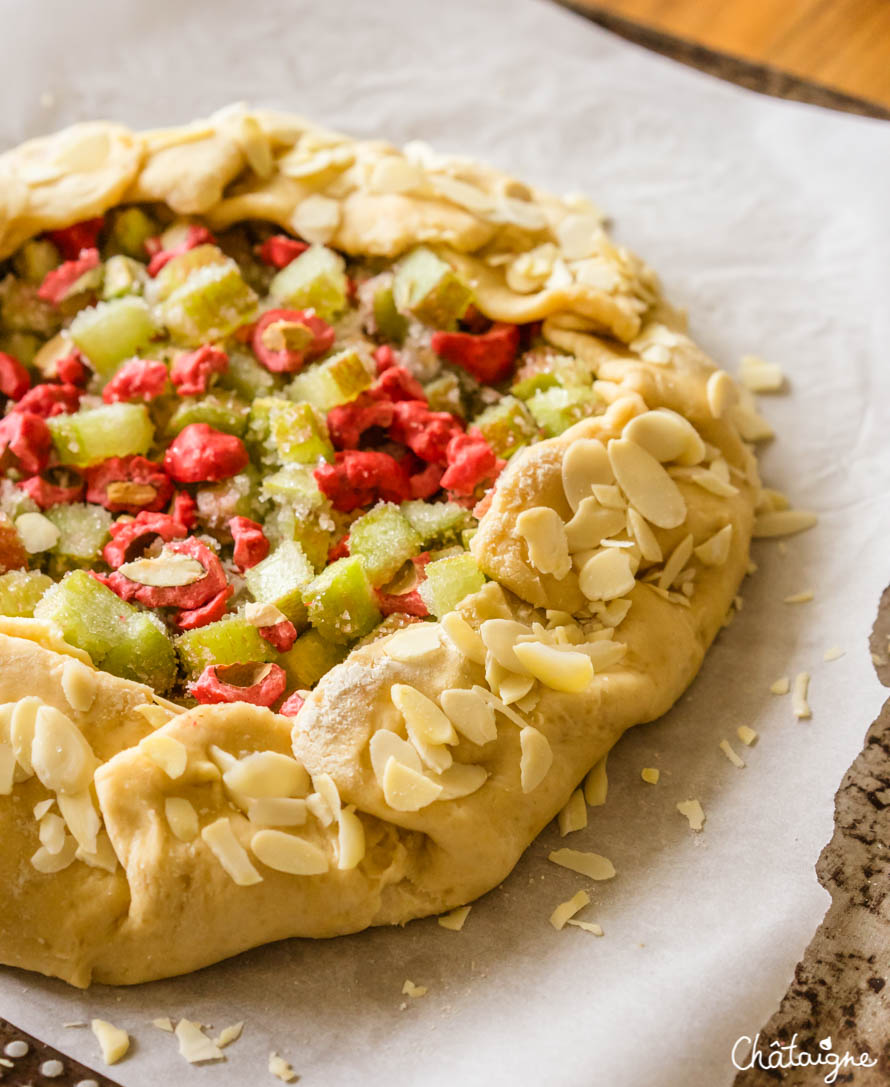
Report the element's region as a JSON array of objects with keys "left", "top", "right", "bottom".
[{"left": 0, "top": 106, "right": 768, "bottom": 986}]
